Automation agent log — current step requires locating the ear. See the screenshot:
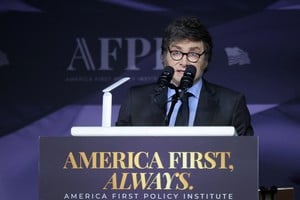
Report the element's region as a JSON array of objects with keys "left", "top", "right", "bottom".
[
  {"left": 201, "top": 59, "right": 209, "bottom": 74},
  {"left": 202, "top": 60, "right": 208, "bottom": 70}
]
